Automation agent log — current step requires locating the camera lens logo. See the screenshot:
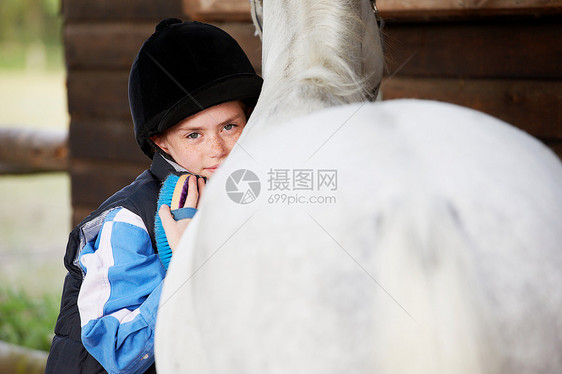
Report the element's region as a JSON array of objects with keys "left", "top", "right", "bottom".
[{"left": 226, "top": 169, "right": 261, "bottom": 204}]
